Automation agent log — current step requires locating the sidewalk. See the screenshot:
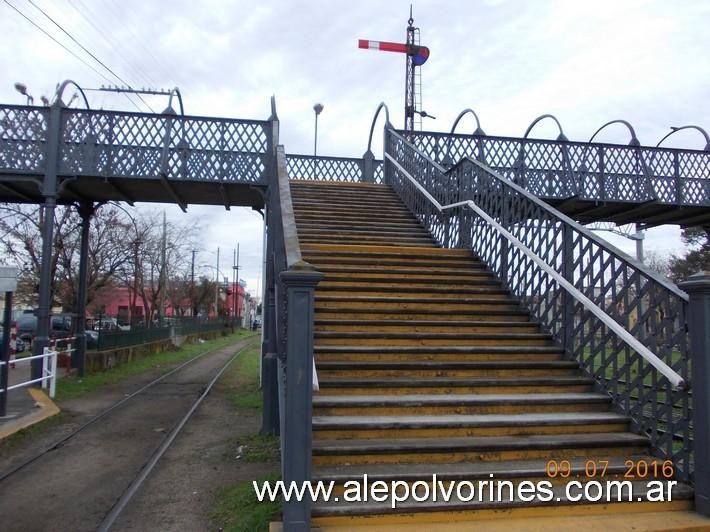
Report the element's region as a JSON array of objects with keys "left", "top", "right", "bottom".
[{"left": 0, "top": 358, "right": 60, "bottom": 439}]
